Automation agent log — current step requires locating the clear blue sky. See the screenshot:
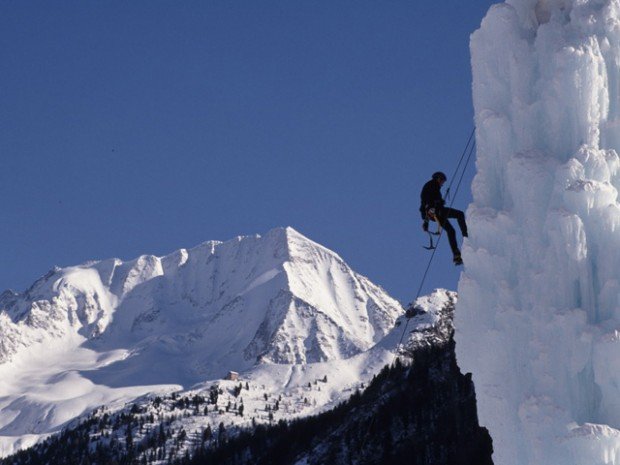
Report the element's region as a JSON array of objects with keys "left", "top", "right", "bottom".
[{"left": 1, "top": 1, "right": 494, "bottom": 304}]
